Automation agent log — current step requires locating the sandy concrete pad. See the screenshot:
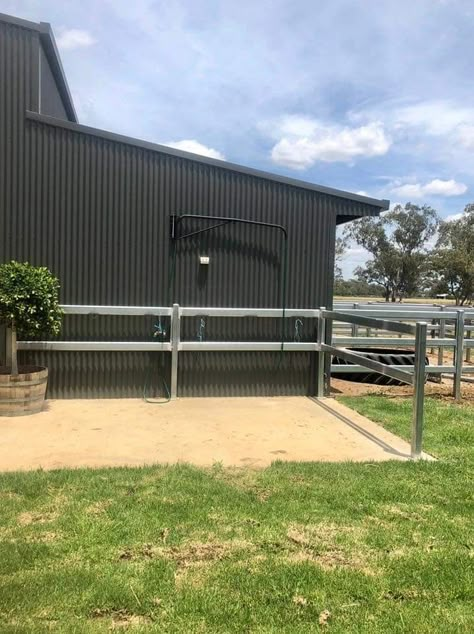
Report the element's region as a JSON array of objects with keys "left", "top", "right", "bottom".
[{"left": 0, "top": 397, "right": 430, "bottom": 471}]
